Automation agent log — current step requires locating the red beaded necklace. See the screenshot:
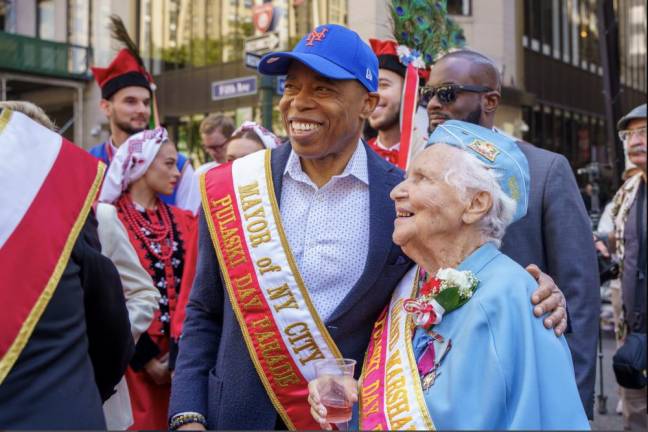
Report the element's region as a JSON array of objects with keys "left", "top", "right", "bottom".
[{"left": 117, "top": 195, "right": 175, "bottom": 262}]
